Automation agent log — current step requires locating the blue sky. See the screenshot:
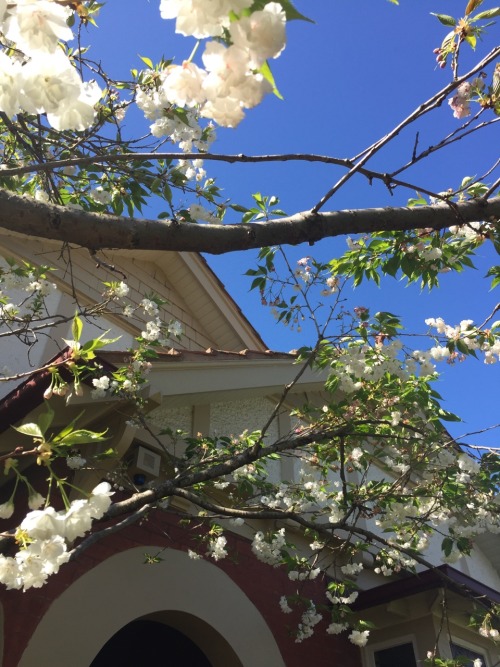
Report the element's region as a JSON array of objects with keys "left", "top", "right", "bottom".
[{"left": 87, "top": 1, "right": 499, "bottom": 447}]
